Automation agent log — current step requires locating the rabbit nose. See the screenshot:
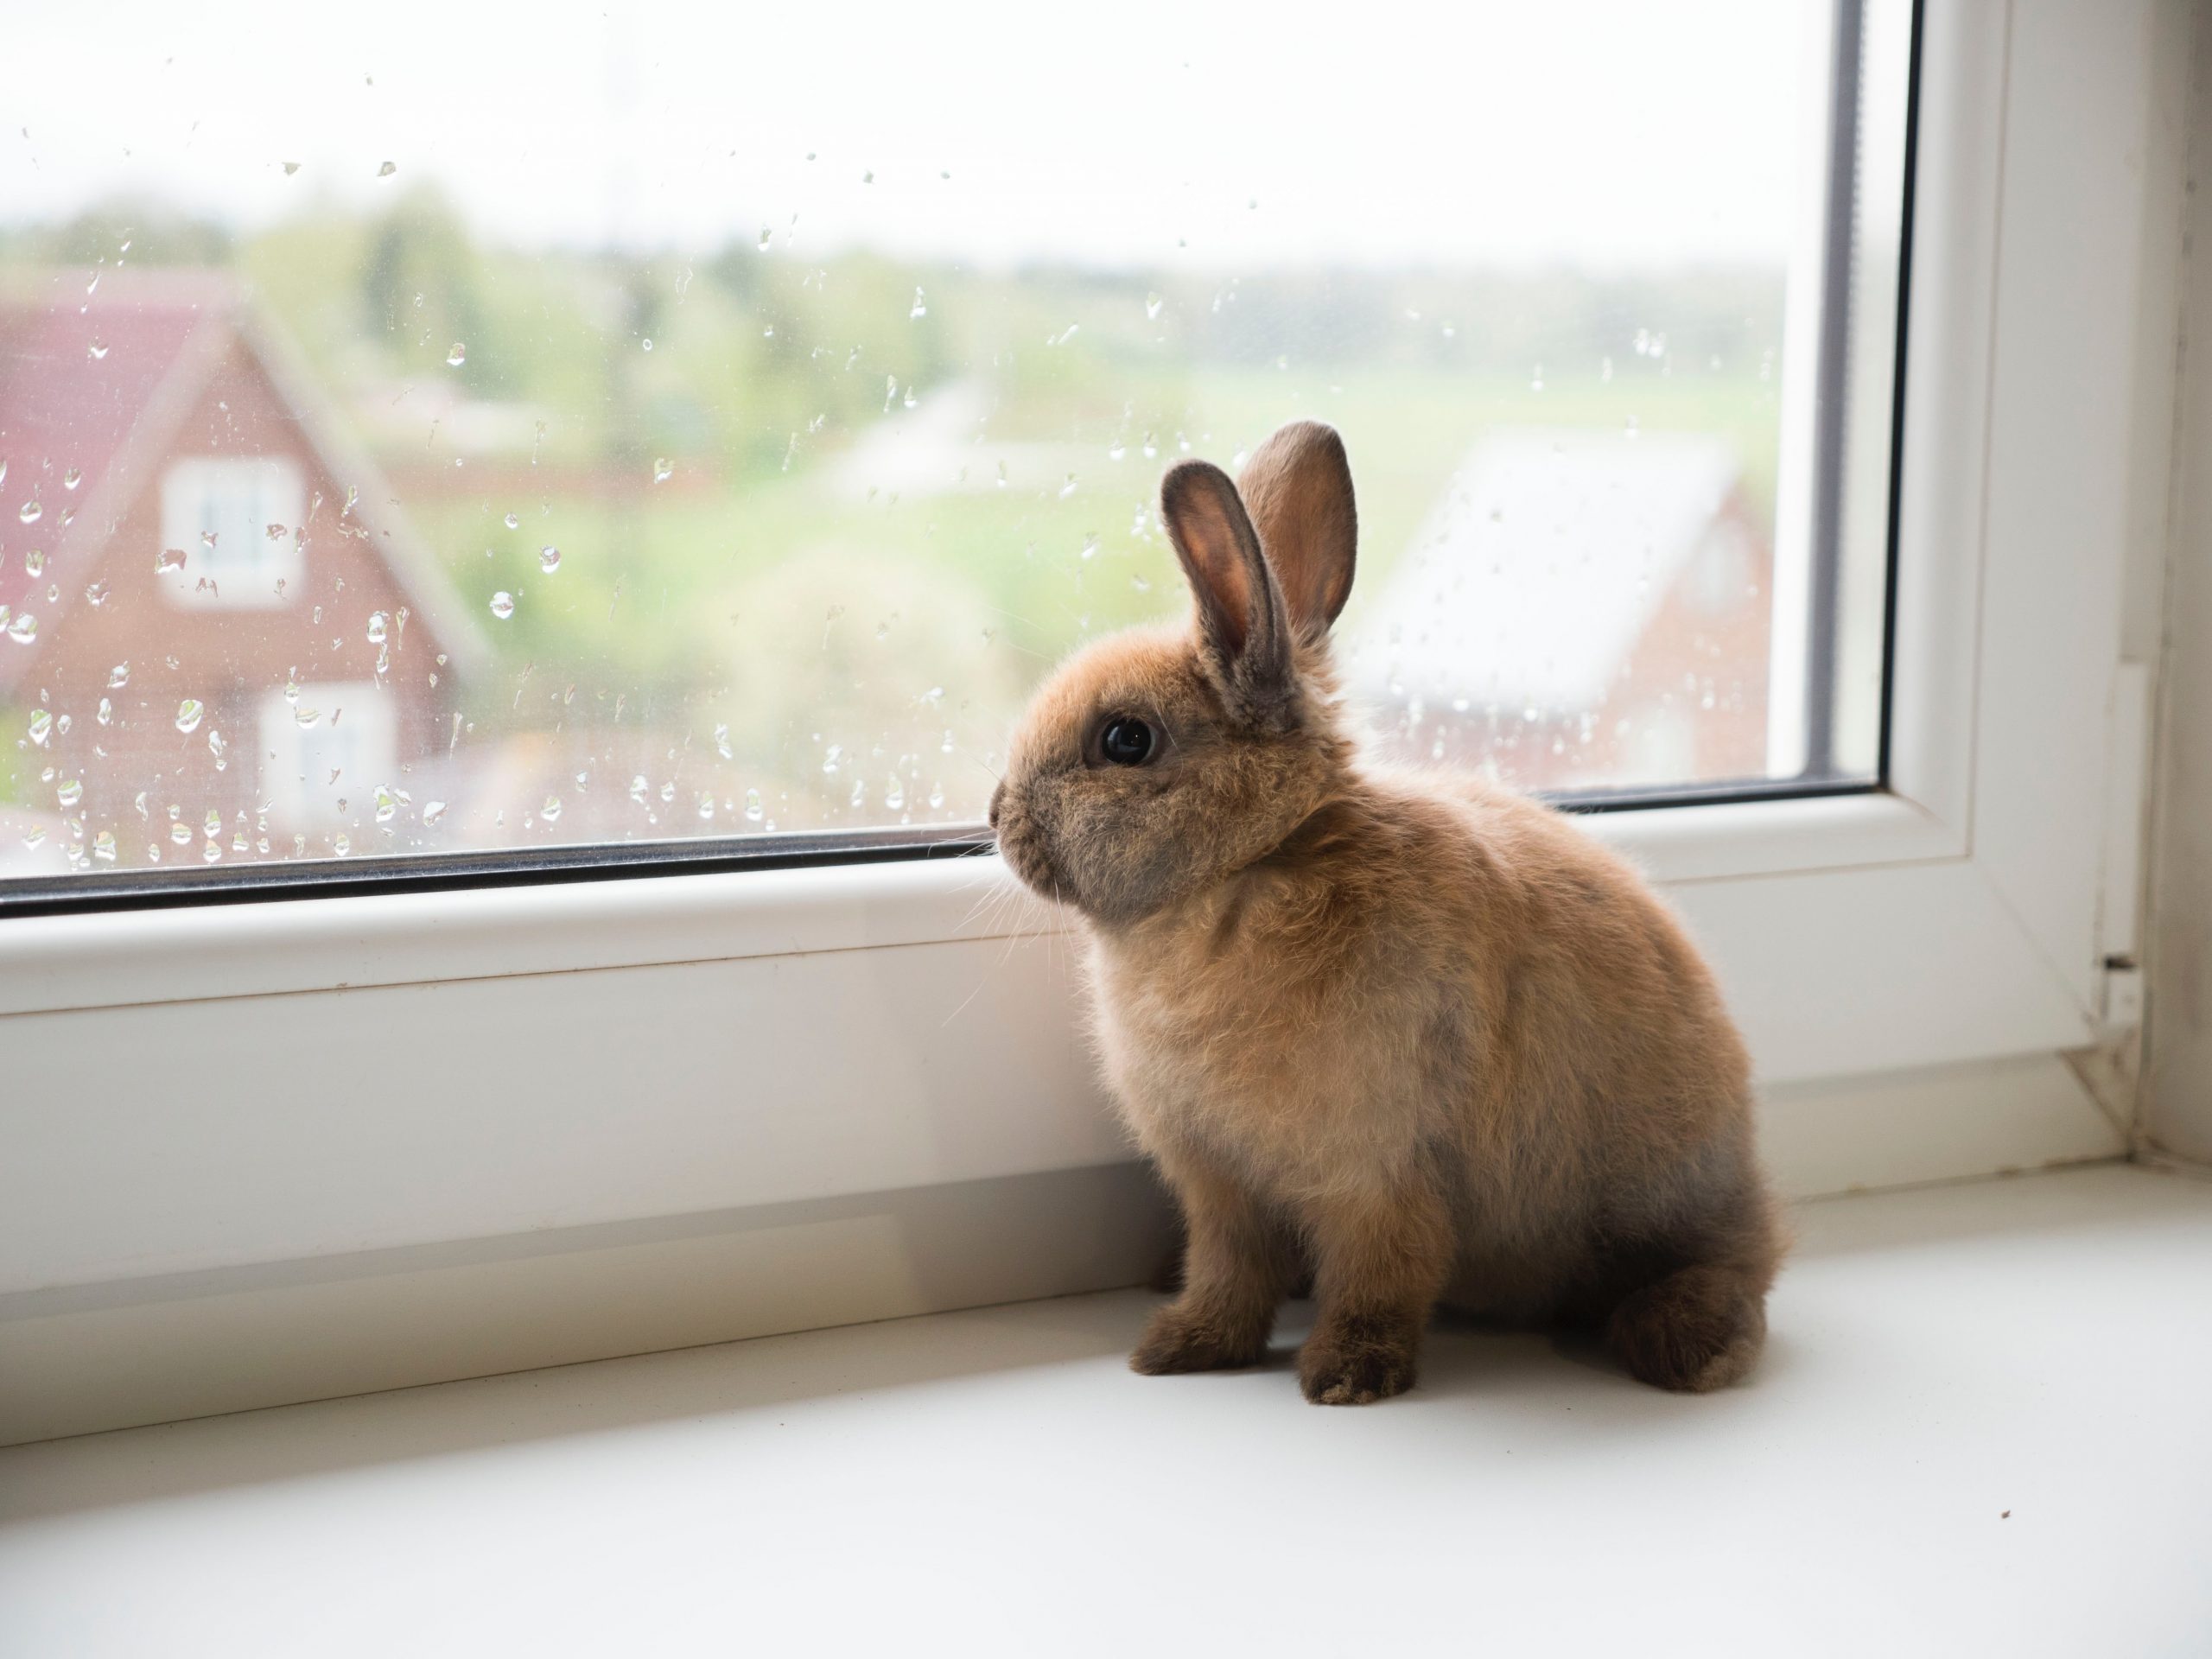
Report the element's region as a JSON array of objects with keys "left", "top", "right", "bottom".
[{"left": 988, "top": 782, "right": 1005, "bottom": 830}]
